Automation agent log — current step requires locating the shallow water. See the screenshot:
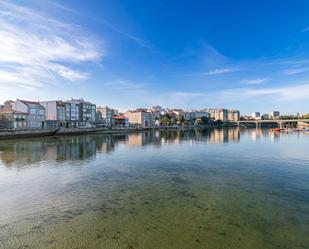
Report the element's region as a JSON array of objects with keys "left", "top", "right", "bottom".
[{"left": 0, "top": 128, "right": 309, "bottom": 249}]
